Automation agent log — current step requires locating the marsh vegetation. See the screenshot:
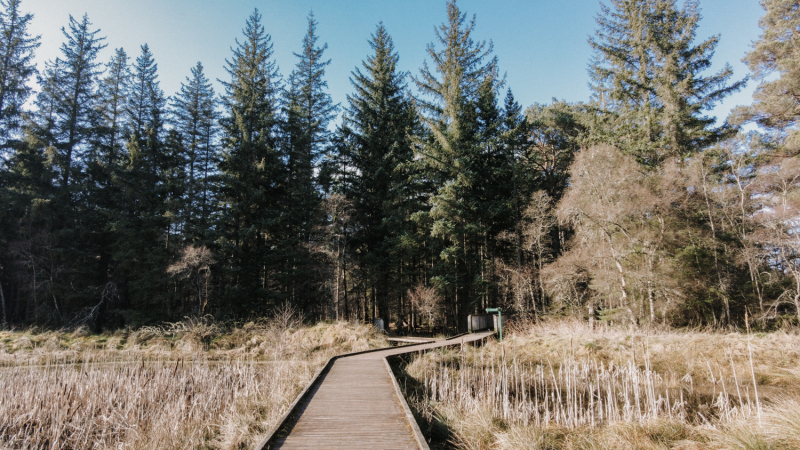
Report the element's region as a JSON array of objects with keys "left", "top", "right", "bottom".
[
  {"left": 399, "top": 319, "right": 800, "bottom": 449},
  {"left": 0, "top": 313, "right": 387, "bottom": 449}
]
